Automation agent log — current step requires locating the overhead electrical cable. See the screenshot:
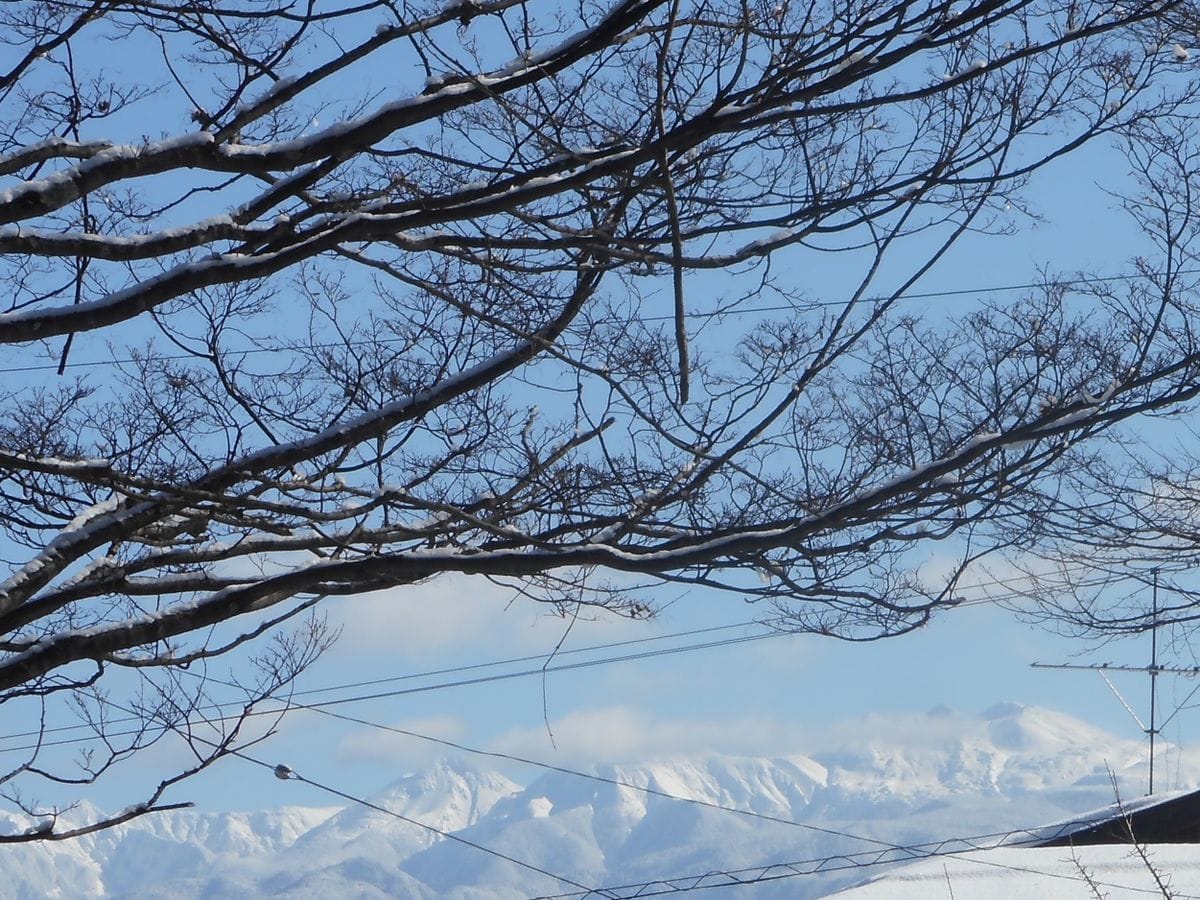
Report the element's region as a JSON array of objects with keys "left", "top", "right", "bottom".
[
  {"left": 143, "top": 705, "right": 1200, "bottom": 900},
  {"left": 528, "top": 844, "right": 1200, "bottom": 900},
  {"left": 40, "top": 687, "right": 602, "bottom": 899},
  {"left": 265, "top": 756, "right": 1191, "bottom": 900},
  {"left": 265, "top": 686, "right": 1196, "bottom": 866},
  {"left": 248, "top": 752, "right": 602, "bottom": 896},
  {"left": 0, "top": 577, "right": 1163, "bottom": 895},
  {"left": 0, "top": 589, "right": 1106, "bottom": 755},
  {"left": 0, "top": 561, "right": 1140, "bottom": 754},
  {"left": 162, "top": 701, "right": 1200, "bottom": 900},
  {"left": 0, "top": 266, "right": 1185, "bottom": 375},
  {"left": 264, "top": 702, "right": 909, "bottom": 850},
  {"left": 13, "top": 671, "right": 1195, "bottom": 900},
  {"left": 0, "top": 619, "right": 769, "bottom": 743},
  {"left": 0, "top": 629, "right": 785, "bottom": 754}
]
